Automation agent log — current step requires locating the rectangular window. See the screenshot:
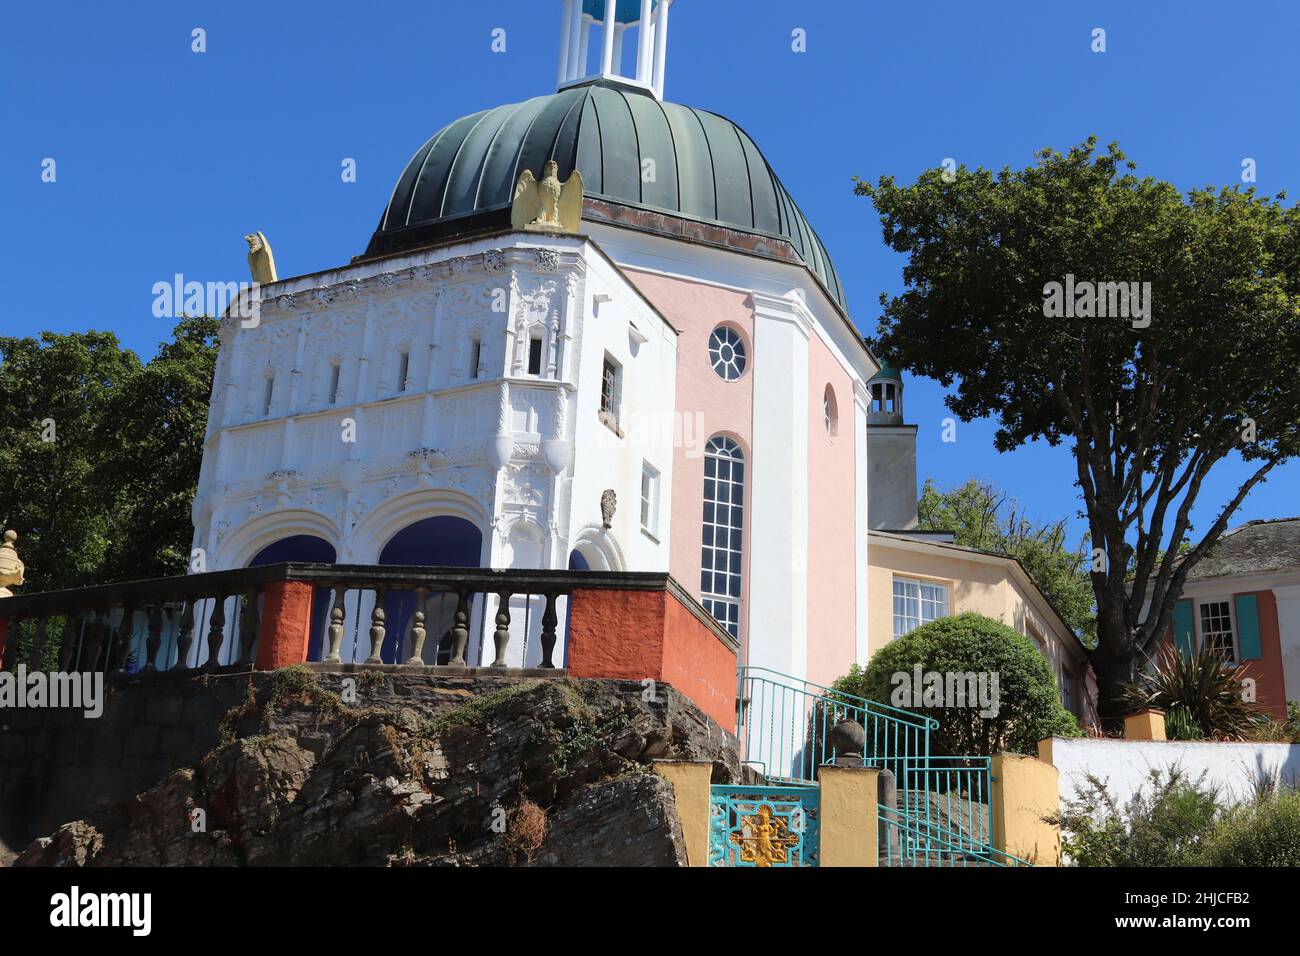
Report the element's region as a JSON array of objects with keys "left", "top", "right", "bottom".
[
  {"left": 527, "top": 336, "right": 544, "bottom": 376},
  {"left": 892, "top": 577, "right": 949, "bottom": 639},
  {"left": 640, "top": 462, "right": 660, "bottom": 537},
  {"left": 469, "top": 339, "right": 481, "bottom": 379},
  {"left": 1061, "top": 667, "right": 1073, "bottom": 712},
  {"left": 328, "top": 364, "right": 341, "bottom": 404},
  {"left": 600, "top": 355, "right": 620, "bottom": 424},
  {"left": 397, "top": 351, "right": 410, "bottom": 392},
  {"left": 1198, "top": 600, "right": 1236, "bottom": 663},
  {"left": 262, "top": 376, "right": 275, "bottom": 416}
]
